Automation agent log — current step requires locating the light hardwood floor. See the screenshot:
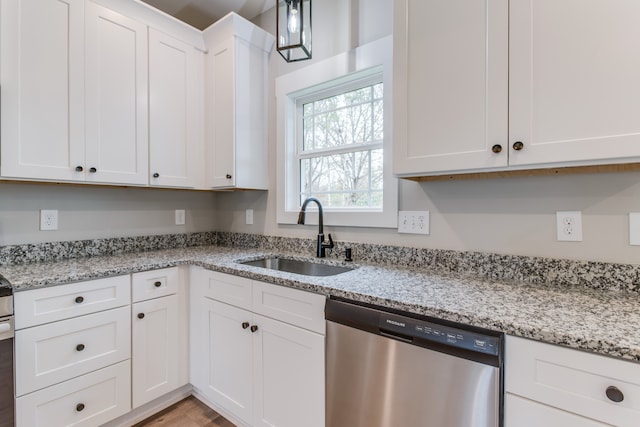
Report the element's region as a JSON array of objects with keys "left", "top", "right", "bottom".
[{"left": 133, "top": 396, "right": 236, "bottom": 427}]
